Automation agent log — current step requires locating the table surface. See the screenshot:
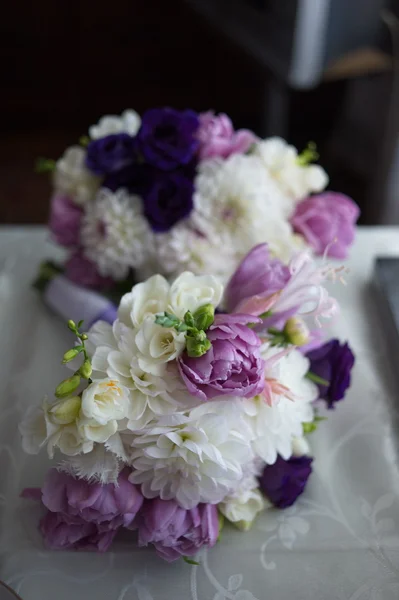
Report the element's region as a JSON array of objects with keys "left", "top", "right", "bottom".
[{"left": 1, "top": 226, "right": 399, "bottom": 600}]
